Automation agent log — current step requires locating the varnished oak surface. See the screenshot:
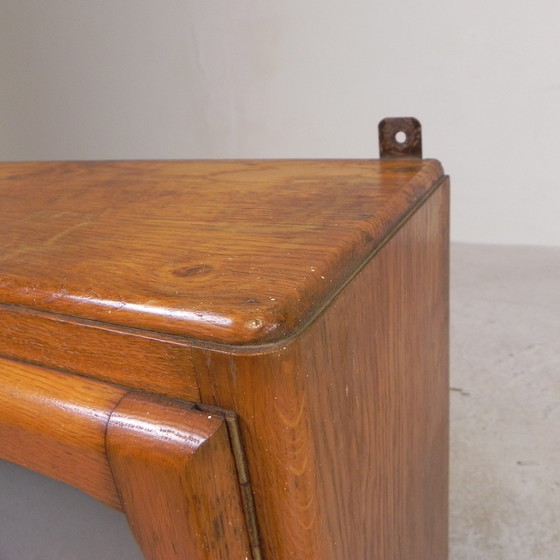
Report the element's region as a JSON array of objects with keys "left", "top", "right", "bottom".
[
  {"left": 0, "top": 159, "right": 442, "bottom": 345},
  {"left": 0, "top": 356, "right": 252, "bottom": 559},
  {"left": 0, "top": 356, "right": 124, "bottom": 509},
  {"left": 0, "top": 155, "right": 449, "bottom": 560},
  {"left": 194, "top": 180, "right": 450, "bottom": 559},
  {"left": 0, "top": 303, "right": 201, "bottom": 401},
  {"left": 106, "top": 393, "right": 252, "bottom": 560}
]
